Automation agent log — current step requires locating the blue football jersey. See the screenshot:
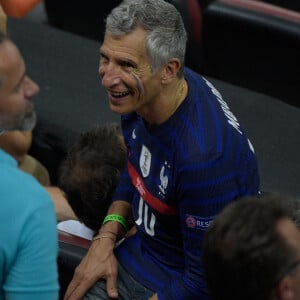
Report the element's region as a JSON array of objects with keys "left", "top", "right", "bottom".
[{"left": 113, "top": 67, "right": 260, "bottom": 299}]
